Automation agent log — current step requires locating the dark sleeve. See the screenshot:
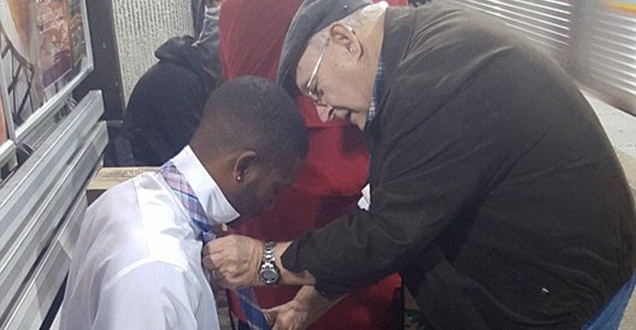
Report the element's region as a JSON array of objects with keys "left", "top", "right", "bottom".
[{"left": 281, "top": 49, "right": 558, "bottom": 294}]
